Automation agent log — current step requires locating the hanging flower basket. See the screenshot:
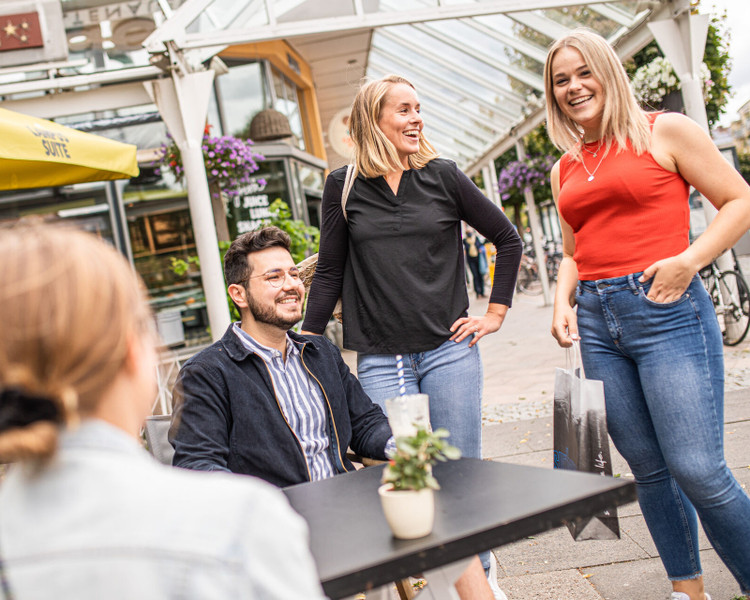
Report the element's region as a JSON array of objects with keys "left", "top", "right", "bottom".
[
  {"left": 631, "top": 56, "right": 713, "bottom": 110},
  {"left": 157, "top": 125, "right": 265, "bottom": 199},
  {"left": 497, "top": 155, "right": 556, "bottom": 202}
]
